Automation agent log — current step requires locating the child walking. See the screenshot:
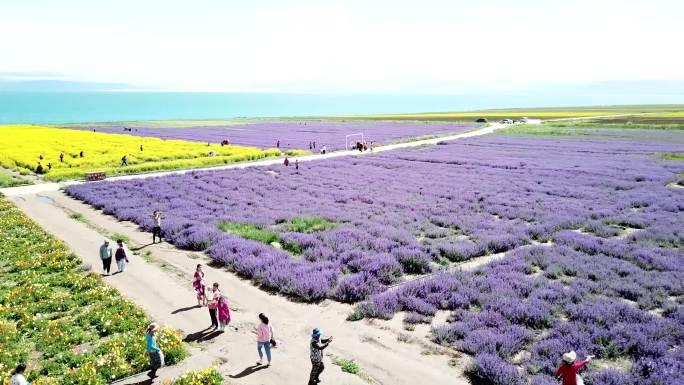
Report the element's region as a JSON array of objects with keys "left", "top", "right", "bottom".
[{"left": 218, "top": 296, "right": 231, "bottom": 331}]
